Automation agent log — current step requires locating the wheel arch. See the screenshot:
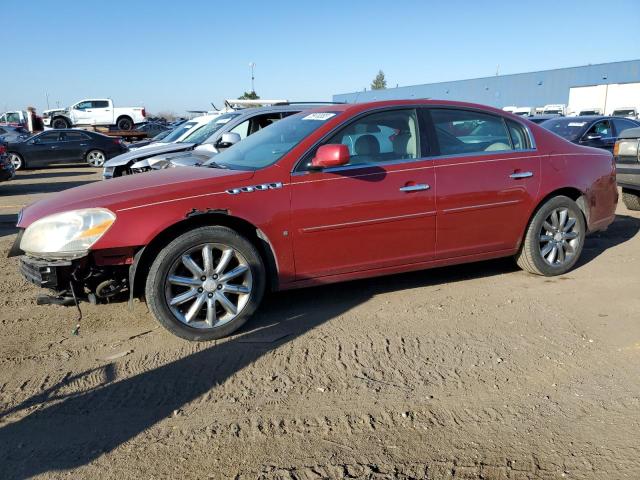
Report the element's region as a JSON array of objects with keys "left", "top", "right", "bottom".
[
  {"left": 519, "top": 186, "right": 588, "bottom": 248},
  {"left": 51, "top": 115, "right": 70, "bottom": 128},
  {"left": 116, "top": 115, "right": 134, "bottom": 129},
  {"left": 131, "top": 212, "right": 279, "bottom": 300}
]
